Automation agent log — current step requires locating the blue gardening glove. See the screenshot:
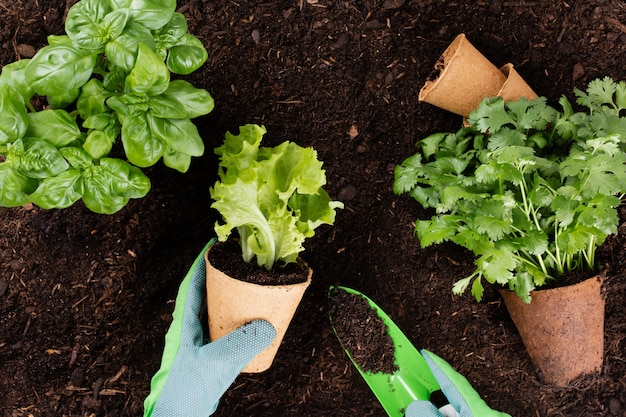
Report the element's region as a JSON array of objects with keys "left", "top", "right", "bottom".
[
  {"left": 144, "top": 242, "right": 277, "bottom": 417},
  {"left": 406, "top": 350, "right": 511, "bottom": 417}
]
